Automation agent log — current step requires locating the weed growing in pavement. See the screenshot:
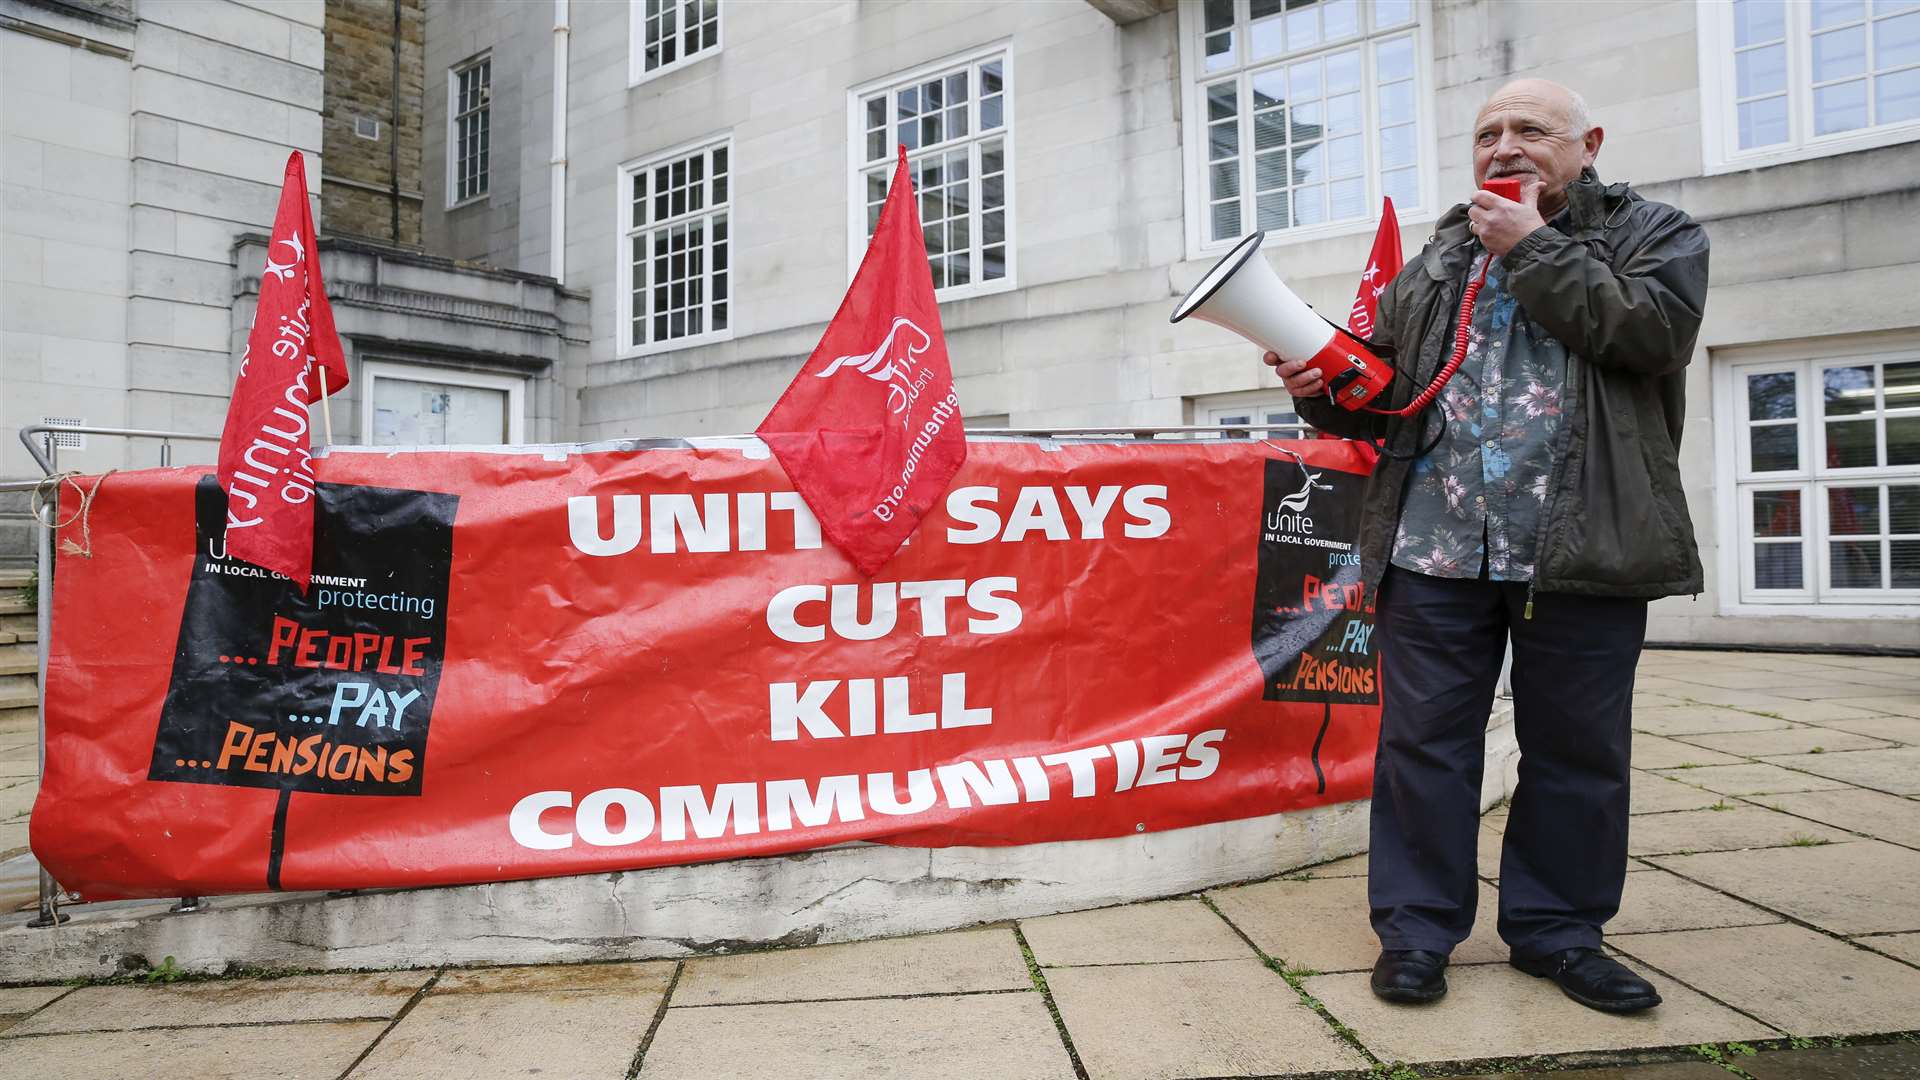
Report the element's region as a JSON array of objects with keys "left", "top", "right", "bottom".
[
  {"left": 1693, "top": 1041, "right": 1759, "bottom": 1077},
  {"left": 1788, "top": 834, "right": 1832, "bottom": 847},
  {"left": 1809, "top": 746, "right": 1825, "bottom": 753},
  {"left": 141, "top": 956, "right": 185, "bottom": 984},
  {"left": 1708, "top": 800, "right": 1735, "bottom": 811},
  {"left": 1788, "top": 1036, "right": 1816, "bottom": 1049}
]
